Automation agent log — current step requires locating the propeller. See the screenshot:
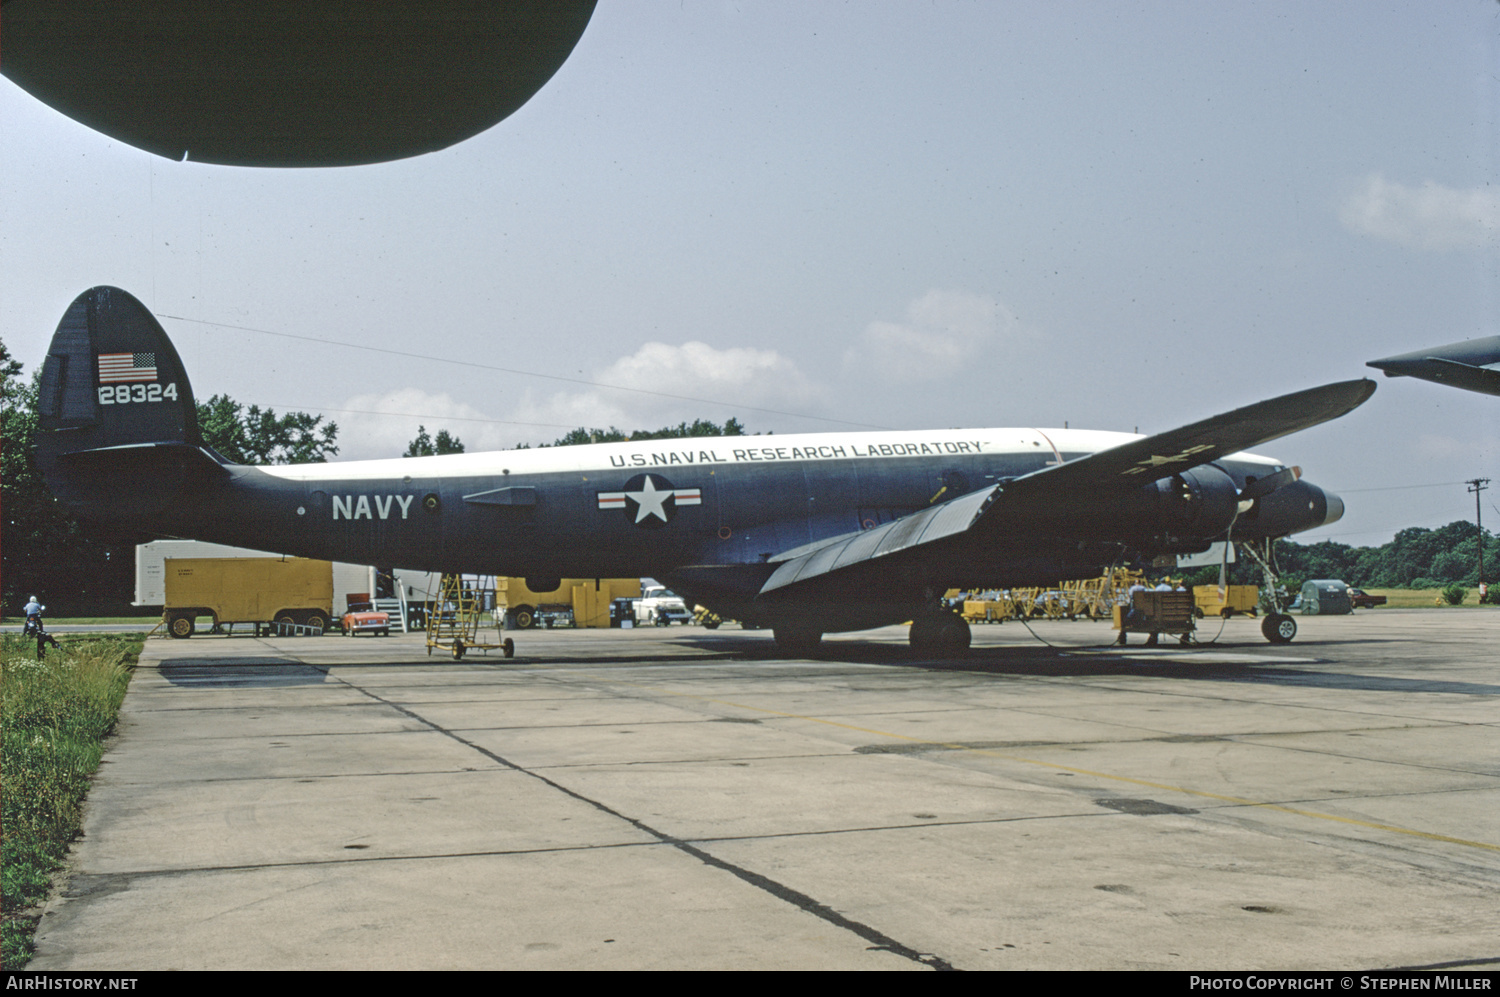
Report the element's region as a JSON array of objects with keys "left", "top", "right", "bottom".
[{"left": 1238, "top": 465, "right": 1301, "bottom": 503}]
